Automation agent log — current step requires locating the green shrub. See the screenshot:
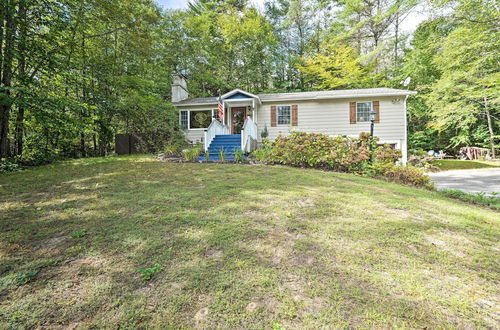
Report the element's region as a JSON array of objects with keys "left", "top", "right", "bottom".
[
  {"left": 252, "top": 147, "right": 269, "bottom": 163},
  {"left": 138, "top": 264, "right": 163, "bottom": 281},
  {"left": 366, "top": 162, "right": 433, "bottom": 188},
  {"left": 255, "top": 132, "right": 430, "bottom": 188},
  {"left": 164, "top": 136, "right": 189, "bottom": 156},
  {"left": 266, "top": 132, "right": 378, "bottom": 172},
  {"left": 182, "top": 147, "right": 201, "bottom": 161},
  {"left": 204, "top": 151, "right": 210, "bottom": 162},
  {"left": 17, "top": 147, "right": 61, "bottom": 166},
  {"left": 0, "top": 160, "right": 21, "bottom": 173},
  {"left": 440, "top": 190, "right": 499, "bottom": 210},
  {"left": 164, "top": 144, "right": 184, "bottom": 156},
  {"left": 234, "top": 148, "right": 244, "bottom": 163},
  {"left": 374, "top": 145, "right": 402, "bottom": 163}
]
